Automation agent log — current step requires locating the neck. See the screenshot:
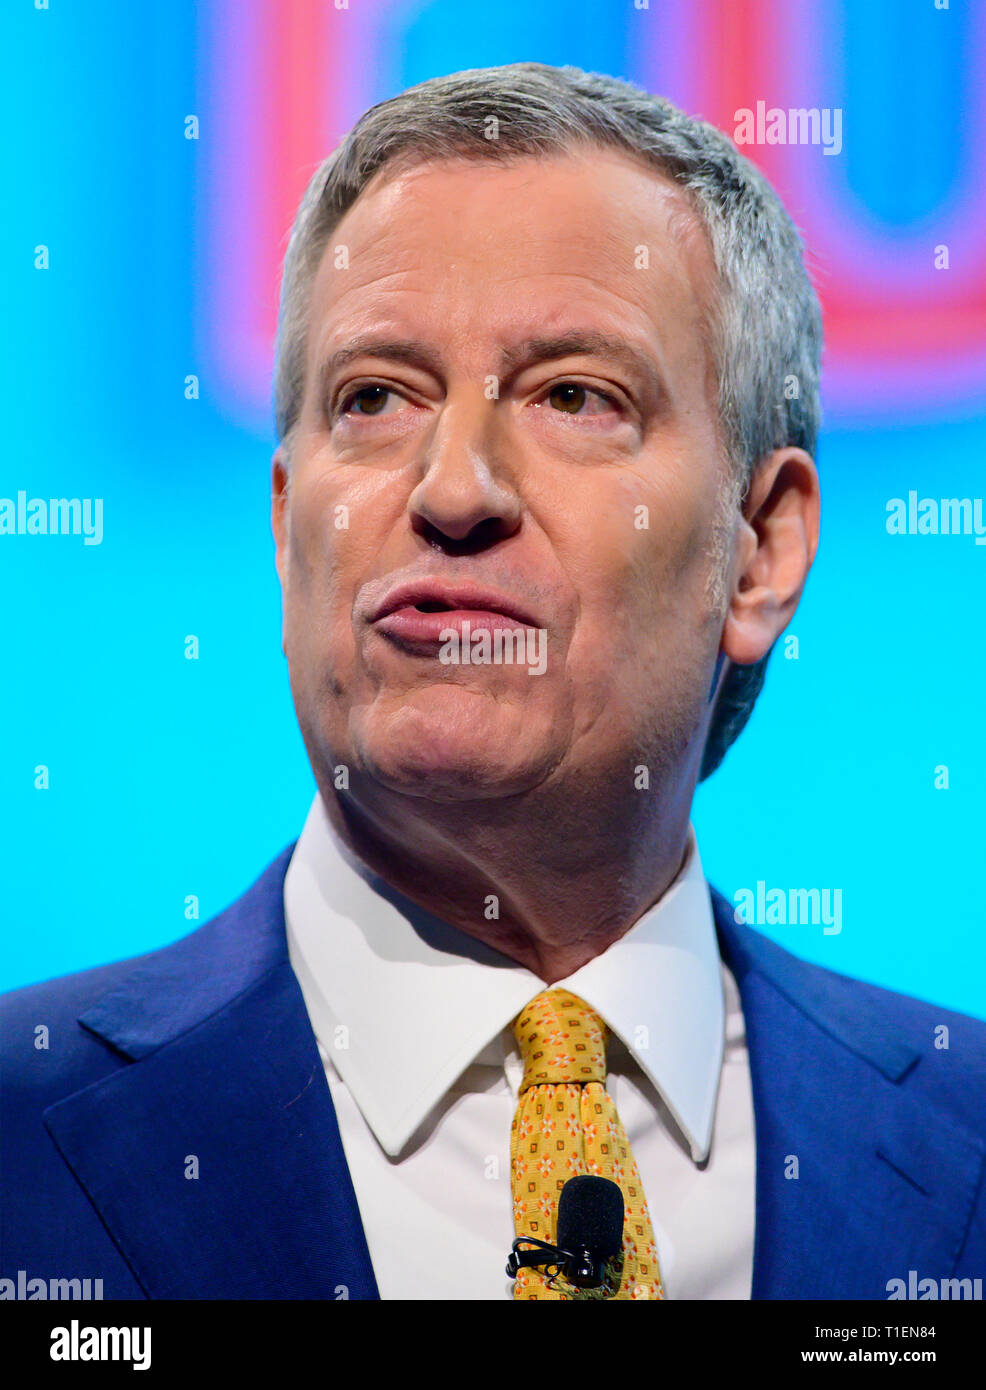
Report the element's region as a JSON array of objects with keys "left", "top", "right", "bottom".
[{"left": 318, "top": 762, "right": 698, "bottom": 984}]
